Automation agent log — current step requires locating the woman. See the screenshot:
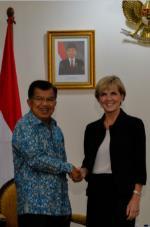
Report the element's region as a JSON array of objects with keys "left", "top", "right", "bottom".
[{"left": 80, "top": 75, "right": 146, "bottom": 227}]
